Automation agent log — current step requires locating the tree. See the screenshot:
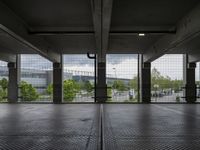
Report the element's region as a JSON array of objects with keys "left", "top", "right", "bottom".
[
  {"left": 171, "top": 79, "right": 183, "bottom": 92},
  {"left": 63, "top": 79, "right": 80, "bottom": 101},
  {"left": 0, "top": 78, "right": 8, "bottom": 91},
  {"left": 0, "top": 78, "right": 8, "bottom": 101},
  {"left": 45, "top": 80, "right": 80, "bottom": 102},
  {"left": 151, "top": 68, "right": 170, "bottom": 89},
  {"left": 151, "top": 68, "right": 183, "bottom": 92},
  {"left": 112, "top": 80, "right": 126, "bottom": 91},
  {"left": 82, "top": 80, "right": 93, "bottom": 93},
  {"left": 0, "top": 87, "right": 7, "bottom": 101},
  {"left": 129, "top": 76, "right": 138, "bottom": 91},
  {"left": 46, "top": 84, "right": 53, "bottom": 96},
  {"left": 20, "top": 81, "right": 39, "bottom": 101}
]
